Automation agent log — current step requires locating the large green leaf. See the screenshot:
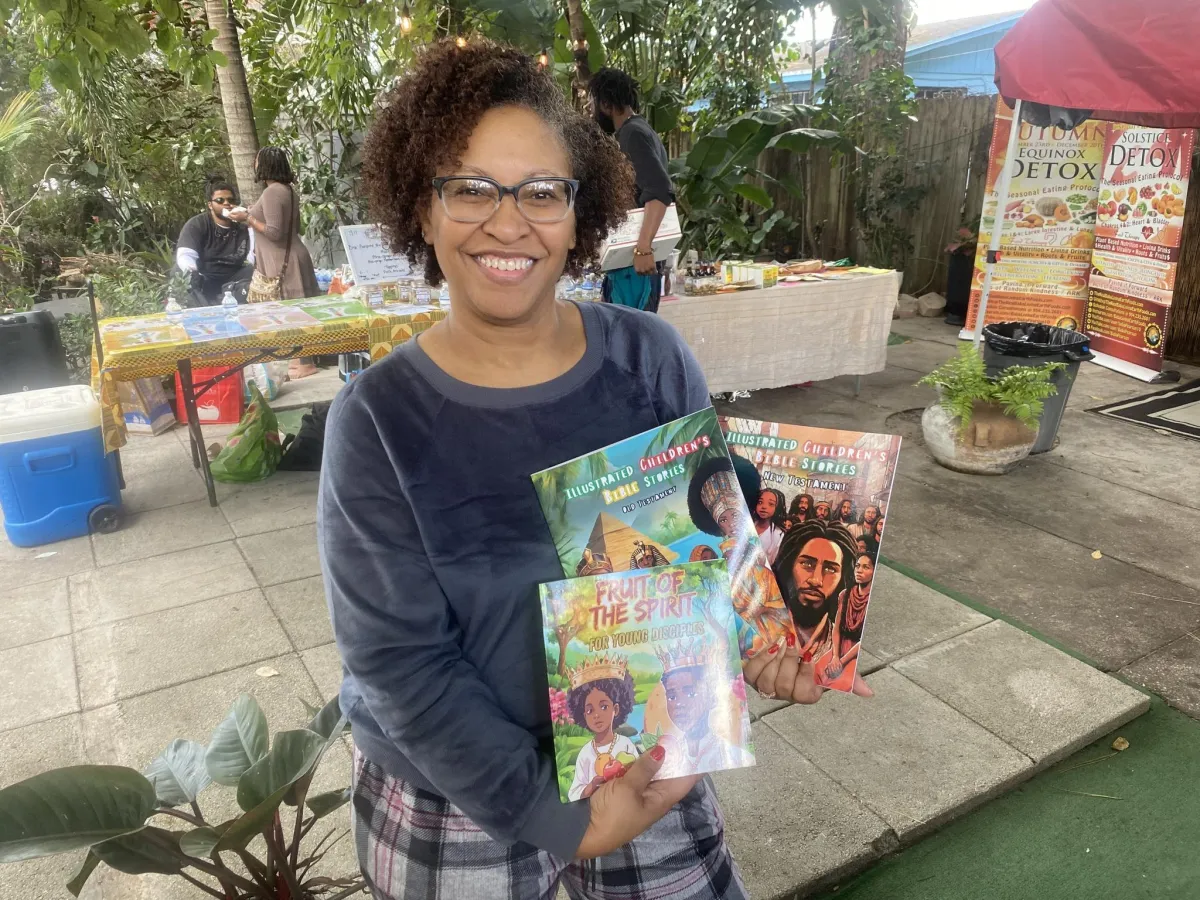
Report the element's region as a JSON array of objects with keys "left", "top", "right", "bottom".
[
  {"left": 179, "top": 818, "right": 235, "bottom": 858},
  {"left": 305, "top": 787, "right": 351, "bottom": 819},
  {"left": 213, "top": 783, "right": 296, "bottom": 853},
  {"left": 685, "top": 135, "right": 732, "bottom": 174},
  {"left": 236, "top": 729, "right": 326, "bottom": 813},
  {"left": 306, "top": 696, "right": 348, "bottom": 742},
  {"left": 766, "top": 127, "right": 846, "bottom": 154},
  {"left": 91, "top": 828, "right": 186, "bottom": 875},
  {"left": 732, "top": 183, "right": 772, "bottom": 209},
  {"left": 206, "top": 694, "right": 269, "bottom": 786},
  {"left": 66, "top": 852, "right": 101, "bottom": 897},
  {"left": 144, "top": 739, "right": 211, "bottom": 807},
  {"left": 0, "top": 766, "right": 156, "bottom": 863}
]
